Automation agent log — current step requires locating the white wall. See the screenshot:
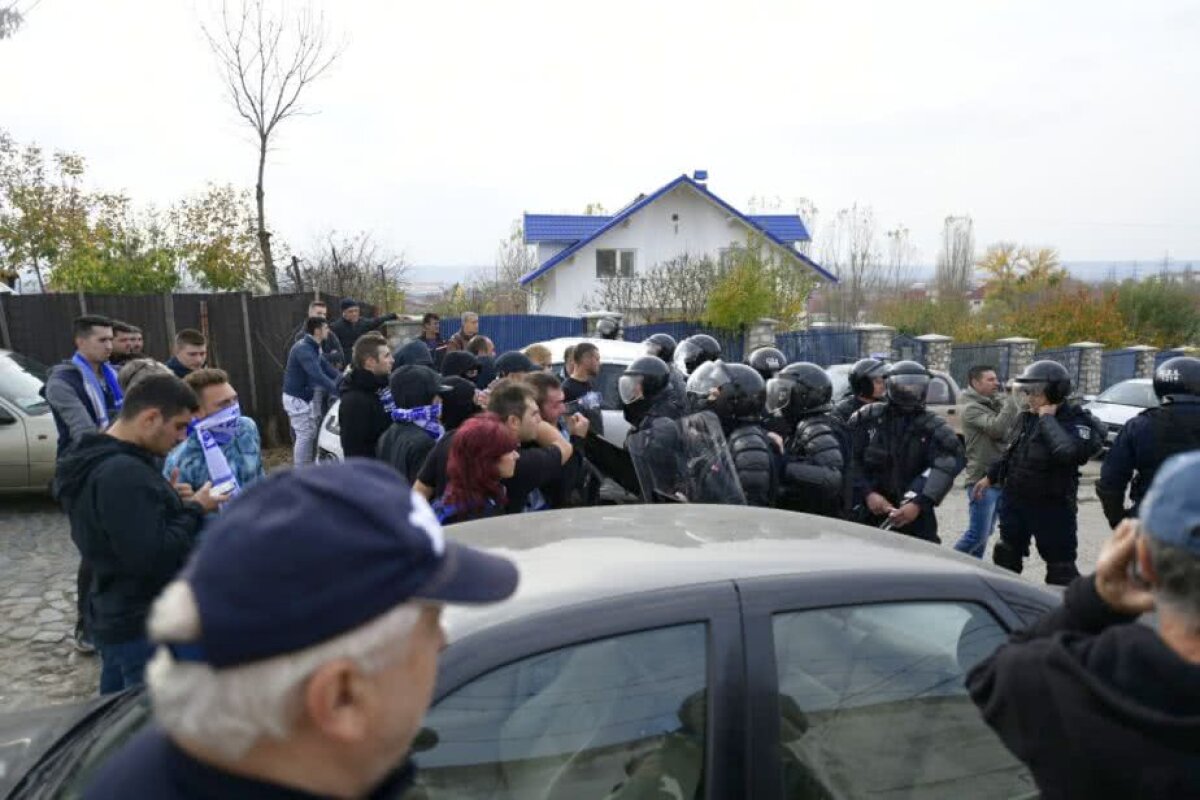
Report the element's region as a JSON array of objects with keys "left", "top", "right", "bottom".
[{"left": 530, "top": 183, "right": 807, "bottom": 316}]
